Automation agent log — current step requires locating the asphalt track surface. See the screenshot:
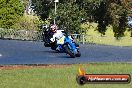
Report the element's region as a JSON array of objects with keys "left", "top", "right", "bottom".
[{"left": 0, "top": 39, "right": 132, "bottom": 65}]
